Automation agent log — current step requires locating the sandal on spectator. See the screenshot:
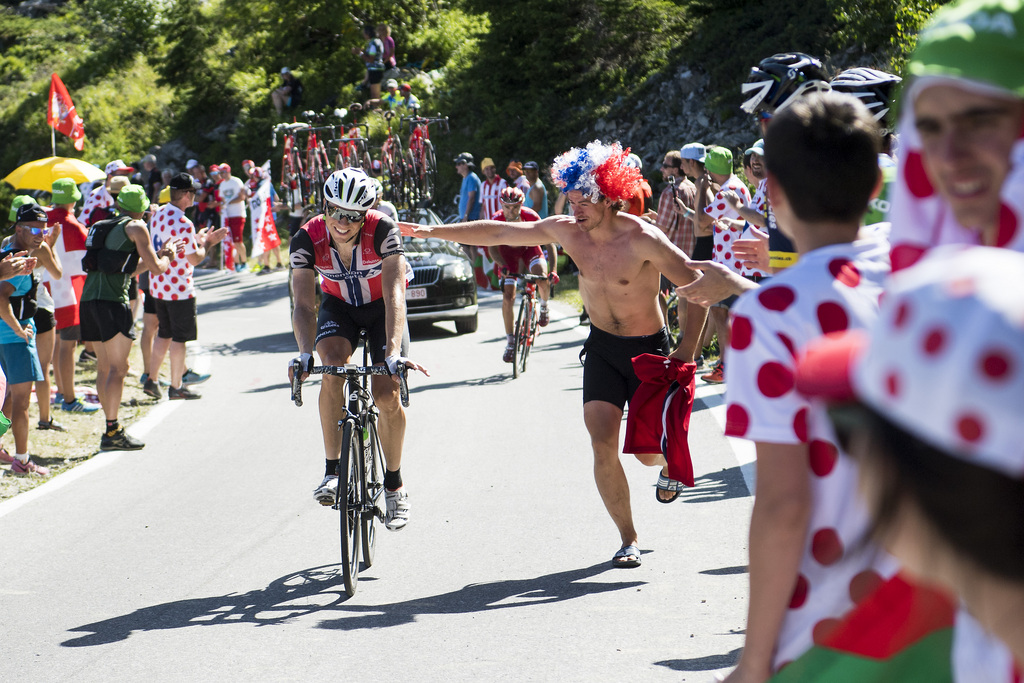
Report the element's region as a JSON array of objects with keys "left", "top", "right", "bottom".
[
  {"left": 656, "top": 472, "right": 684, "bottom": 503},
  {"left": 612, "top": 544, "right": 642, "bottom": 568}
]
